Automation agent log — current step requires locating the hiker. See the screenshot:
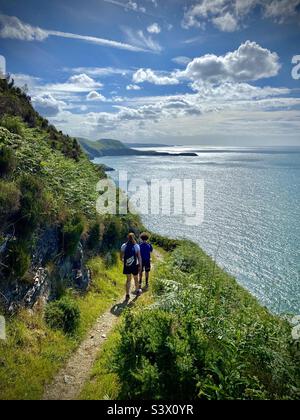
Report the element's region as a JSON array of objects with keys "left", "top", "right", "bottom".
[
  {"left": 139, "top": 232, "right": 153, "bottom": 290},
  {"left": 121, "top": 233, "right": 142, "bottom": 301}
]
